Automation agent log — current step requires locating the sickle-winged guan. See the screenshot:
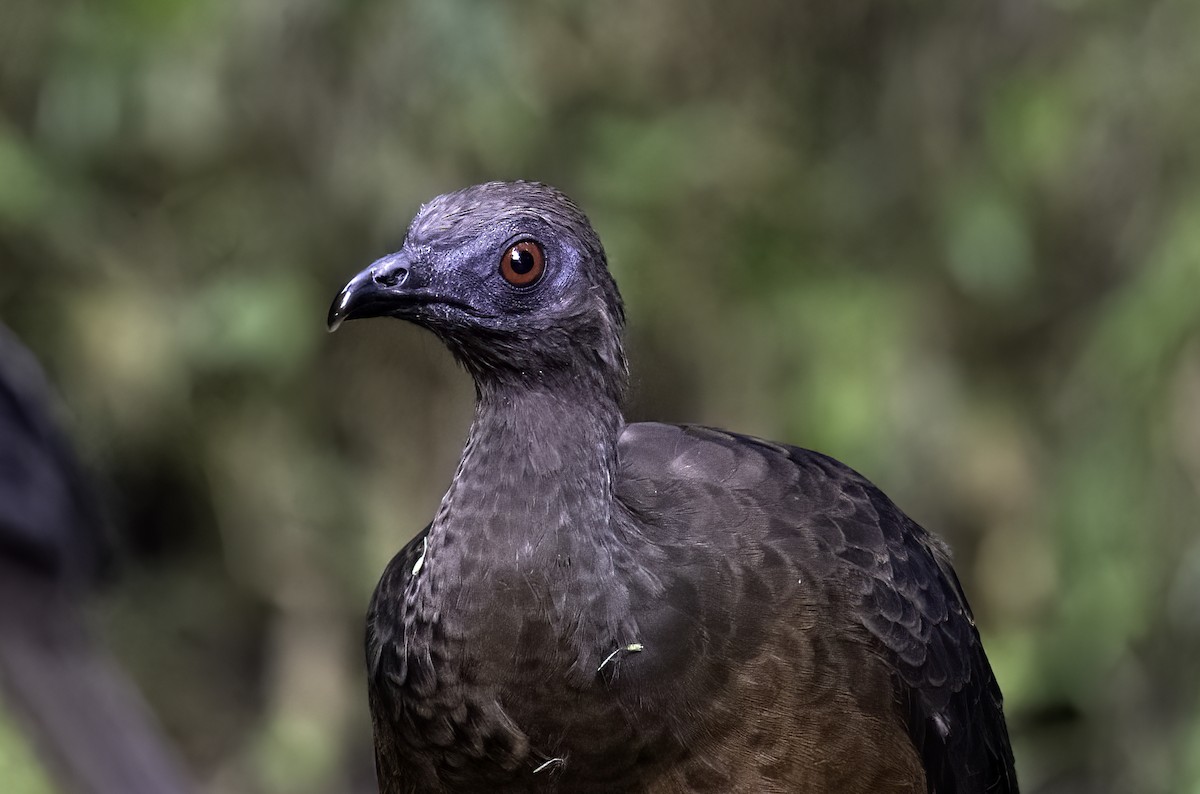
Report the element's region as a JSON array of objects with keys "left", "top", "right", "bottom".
[{"left": 328, "top": 181, "right": 1018, "bottom": 793}]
